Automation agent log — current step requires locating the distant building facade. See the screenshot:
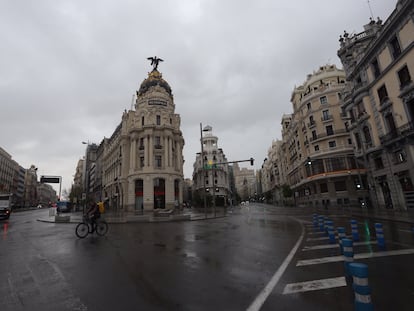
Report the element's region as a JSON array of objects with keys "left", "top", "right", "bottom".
[
  {"left": 192, "top": 126, "right": 230, "bottom": 206},
  {"left": 233, "top": 163, "right": 256, "bottom": 201}
]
